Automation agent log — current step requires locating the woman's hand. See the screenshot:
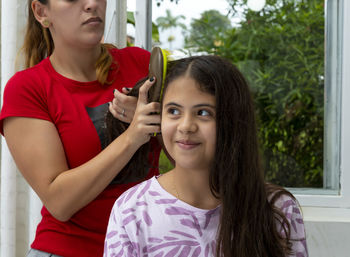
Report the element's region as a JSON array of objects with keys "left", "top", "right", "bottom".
[
  {"left": 109, "top": 87, "right": 137, "bottom": 123},
  {"left": 124, "top": 78, "right": 161, "bottom": 148}
]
